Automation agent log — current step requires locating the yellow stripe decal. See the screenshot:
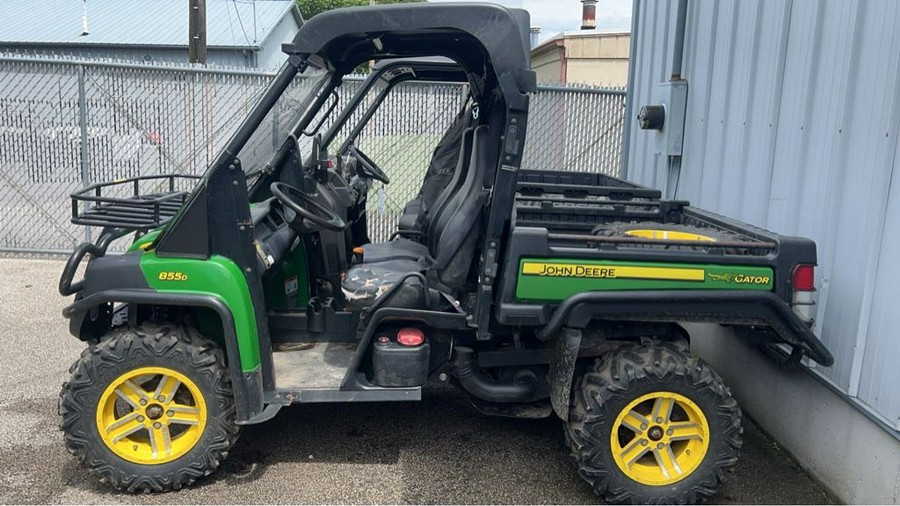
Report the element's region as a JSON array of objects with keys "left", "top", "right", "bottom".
[{"left": 521, "top": 262, "right": 705, "bottom": 282}]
